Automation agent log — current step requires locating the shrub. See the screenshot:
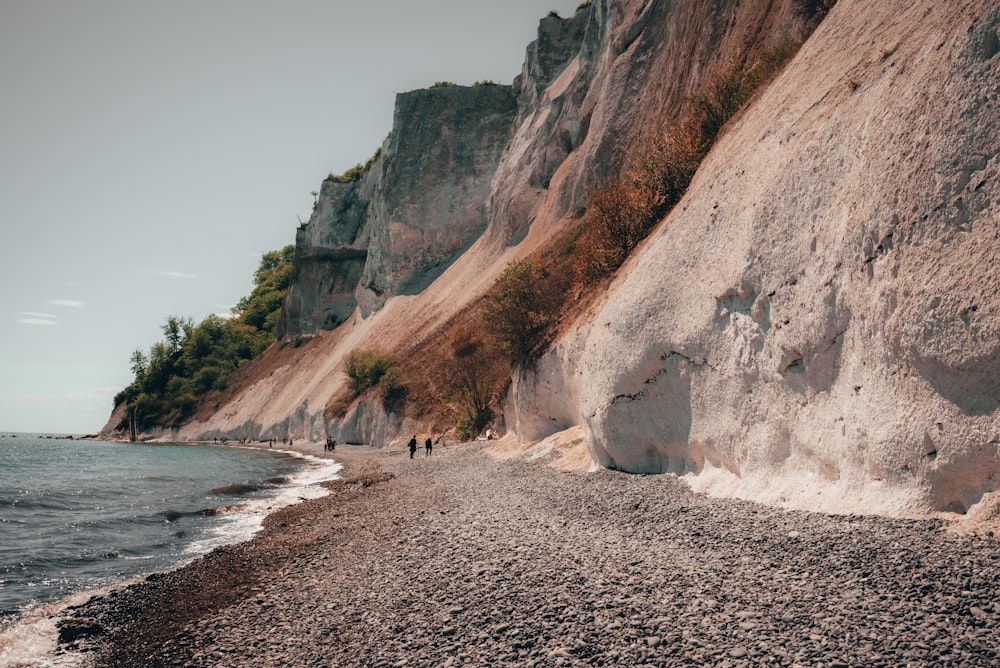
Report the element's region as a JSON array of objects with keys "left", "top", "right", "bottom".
[
  {"left": 473, "top": 80, "right": 497, "bottom": 87},
  {"left": 346, "top": 350, "right": 401, "bottom": 395},
  {"left": 573, "top": 44, "right": 798, "bottom": 288},
  {"left": 363, "top": 146, "right": 382, "bottom": 172},
  {"left": 586, "top": 174, "right": 660, "bottom": 262},
  {"left": 693, "top": 43, "right": 798, "bottom": 149},
  {"left": 792, "top": 0, "right": 838, "bottom": 23},
  {"left": 481, "top": 257, "right": 566, "bottom": 368},
  {"left": 431, "top": 81, "right": 457, "bottom": 88},
  {"left": 329, "top": 164, "right": 364, "bottom": 183},
  {"left": 577, "top": 1, "right": 592, "bottom": 10},
  {"left": 444, "top": 327, "right": 504, "bottom": 438}
]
